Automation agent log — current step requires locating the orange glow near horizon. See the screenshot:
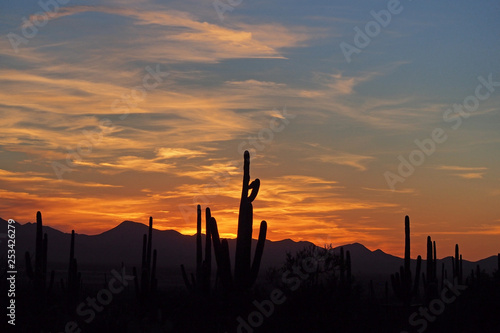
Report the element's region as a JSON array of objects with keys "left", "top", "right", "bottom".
[{"left": 4, "top": 172, "right": 499, "bottom": 262}]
